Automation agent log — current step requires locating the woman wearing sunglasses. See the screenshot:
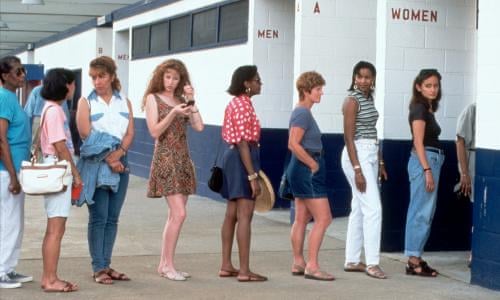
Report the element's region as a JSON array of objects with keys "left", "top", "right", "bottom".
[{"left": 0, "top": 56, "right": 32, "bottom": 289}]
